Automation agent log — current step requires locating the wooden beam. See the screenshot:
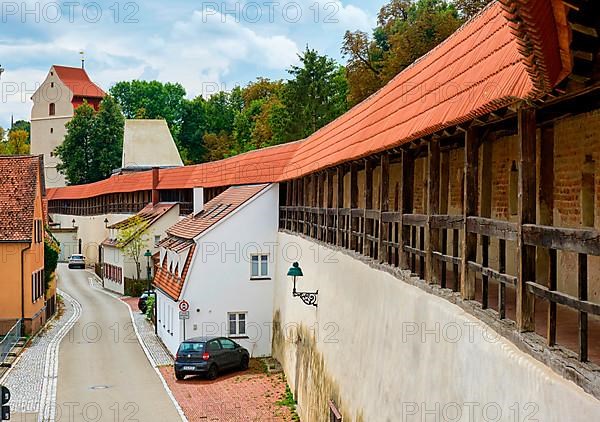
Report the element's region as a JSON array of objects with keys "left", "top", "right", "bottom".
[
  {"left": 363, "top": 159, "right": 374, "bottom": 257},
  {"left": 327, "top": 170, "right": 334, "bottom": 243},
  {"left": 336, "top": 167, "right": 344, "bottom": 247},
  {"left": 461, "top": 127, "right": 479, "bottom": 299},
  {"left": 517, "top": 106, "right": 537, "bottom": 333},
  {"left": 400, "top": 150, "right": 414, "bottom": 269},
  {"left": 426, "top": 139, "right": 441, "bottom": 284},
  {"left": 538, "top": 124, "right": 555, "bottom": 345},
  {"left": 379, "top": 154, "right": 390, "bottom": 263},
  {"left": 350, "top": 162, "right": 359, "bottom": 251},
  {"left": 480, "top": 136, "right": 493, "bottom": 308}
]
